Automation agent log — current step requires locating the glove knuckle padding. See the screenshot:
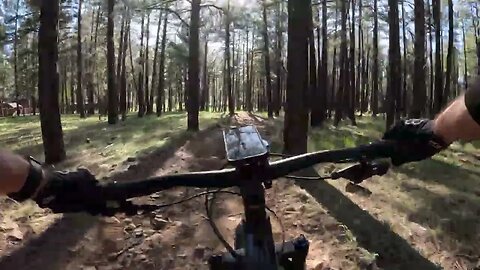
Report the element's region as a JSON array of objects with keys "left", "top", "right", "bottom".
[
  {"left": 35, "top": 169, "right": 106, "bottom": 214},
  {"left": 383, "top": 119, "right": 448, "bottom": 166}
]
